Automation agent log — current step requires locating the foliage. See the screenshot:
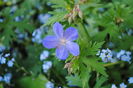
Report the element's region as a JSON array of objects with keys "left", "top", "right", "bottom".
[{"left": 0, "top": 0, "right": 133, "bottom": 88}]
